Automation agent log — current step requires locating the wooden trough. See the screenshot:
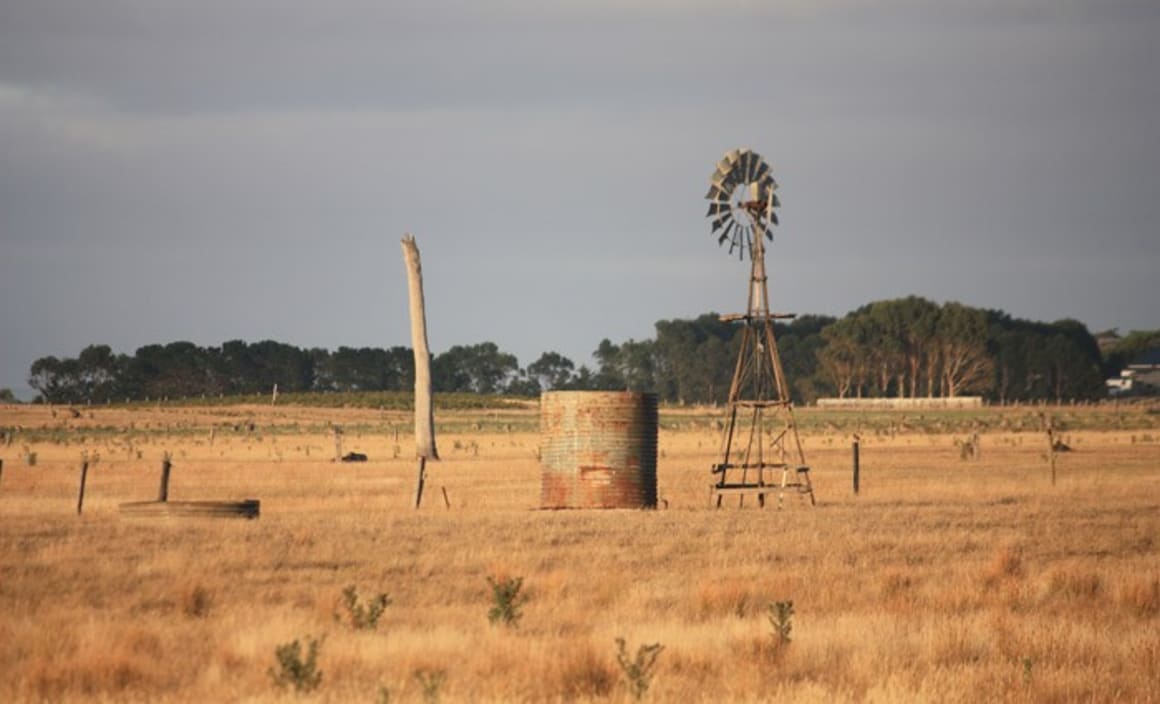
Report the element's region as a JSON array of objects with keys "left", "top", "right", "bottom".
[{"left": 120, "top": 499, "right": 260, "bottom": 519}]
